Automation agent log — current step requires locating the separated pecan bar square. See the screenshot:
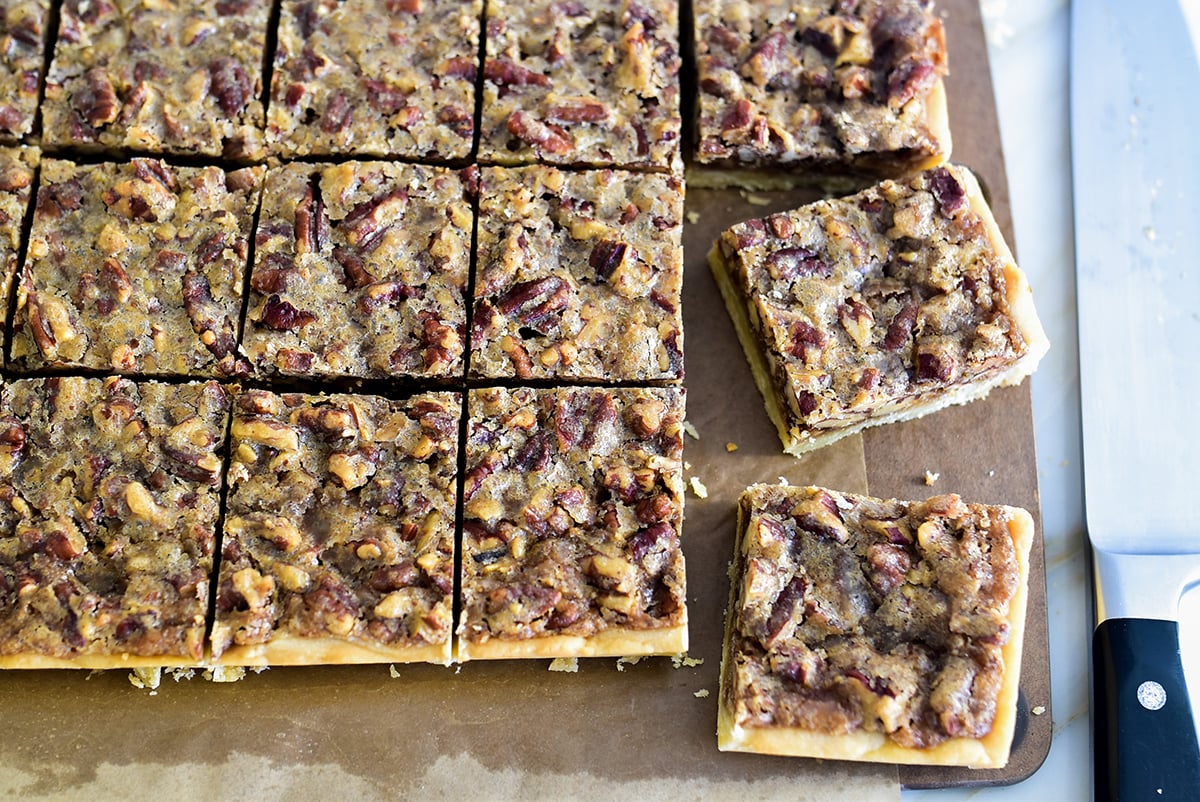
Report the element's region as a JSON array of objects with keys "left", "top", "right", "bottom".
[
  {"left": 0, "top": 377, "right": 231, "bottom": 668},
  {"left": 470, "top": 166, "right": 683, "bottom": 383},
  {"left": 693, "top": 0, "right": 951, "bottom": 187},
  {"left": 266, "top": 0, "right": 481, "bottom": 159},
  {"left": 0, "top": 0, "right": 51, "bottom": 140},
  {"left": 719, "top": 485, "right": 1032, "bottom": 768},
  {"left": 244, "top": 161, "right": 471, "bottom": 380},
  {"left": 0, "top": 146, "right": 36, "bottom": 329},
  {"left": 41, "top": 0, "right": 270, "bottom": 159},
  {"left": 11, "top": 158, "right": 262, "bottom": 377},
  {"left": 458, "top": 386, "right": 687, "bottom": 660},
  {"left": 211, "top": 389, "right": 459, "bottom": 666},
  {"left": 478, "top": 0, "right": 681, "bottom": 169},
  {"left": 709, "top": 165, "right": 1049, "bottom": 456}
]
